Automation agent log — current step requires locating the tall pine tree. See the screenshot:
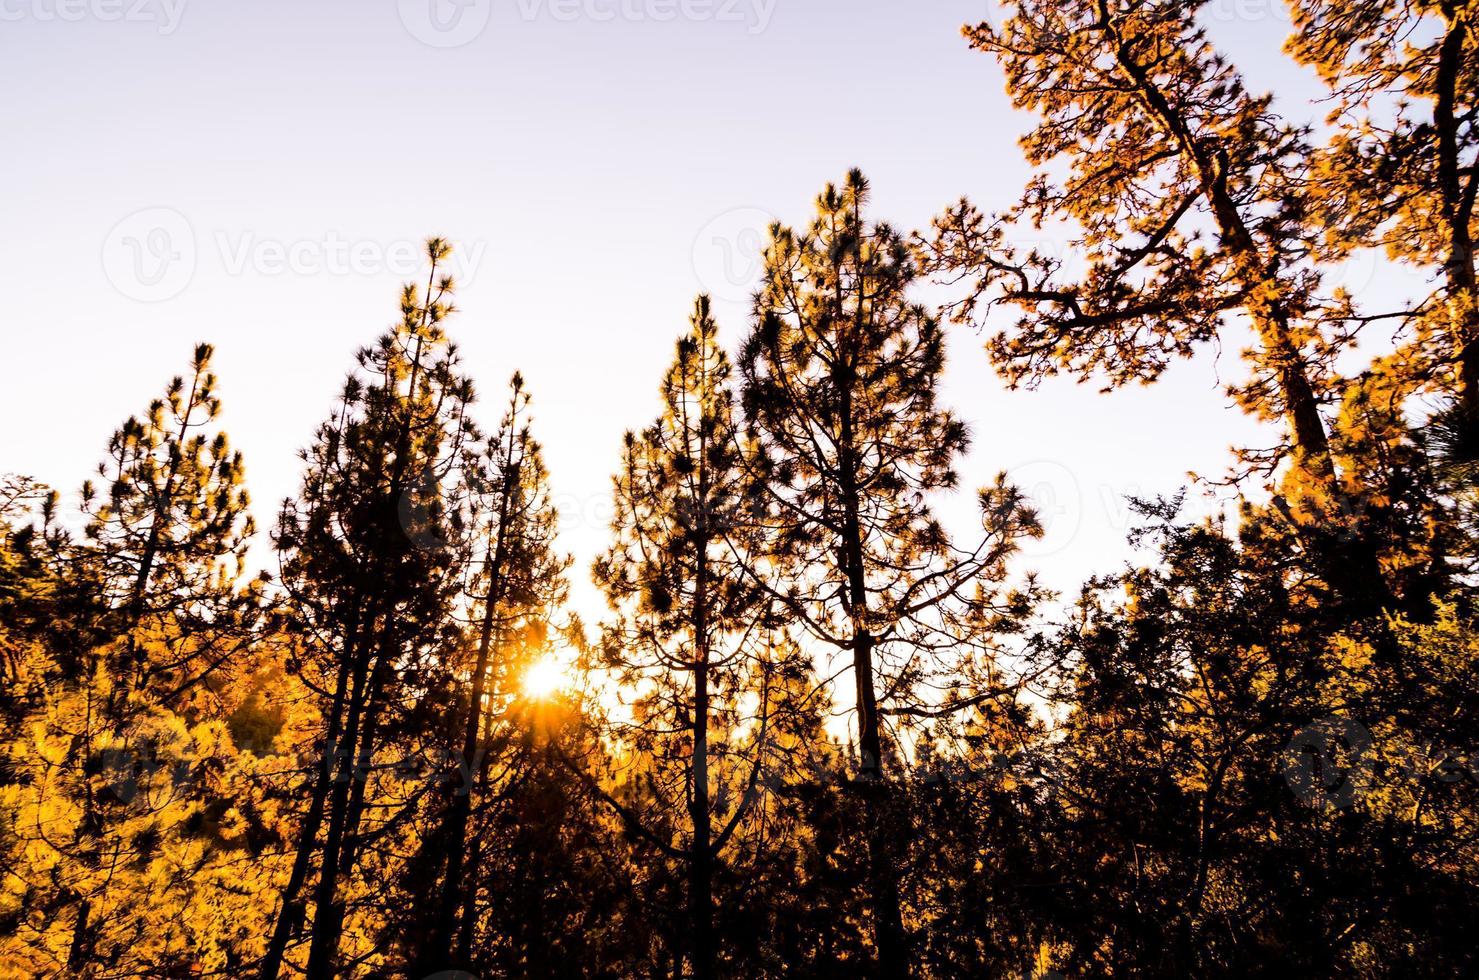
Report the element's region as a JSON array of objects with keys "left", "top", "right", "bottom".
[
  {"left": 262, "top": 240, "right": 479, "bottom": 979},
  {"left": 594, "top": 296, "right": 789, "bottom": 980},
  {"left": 741, "top": 172, "right": 1041, "bottom": 977}
]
